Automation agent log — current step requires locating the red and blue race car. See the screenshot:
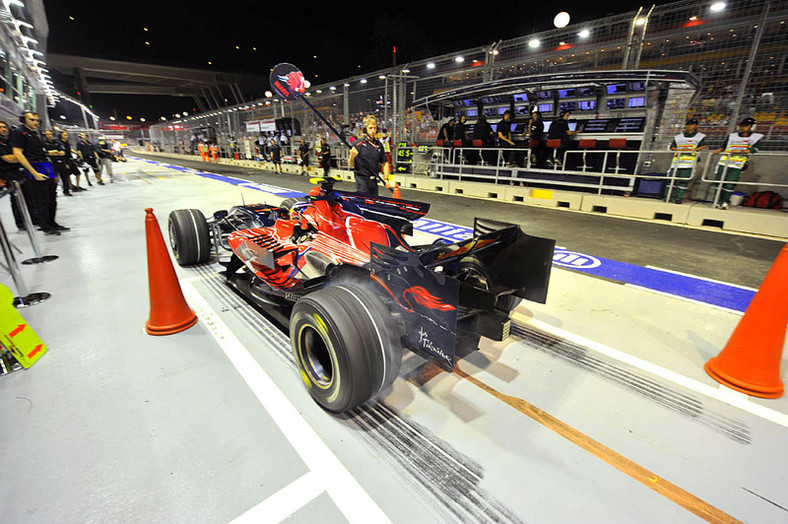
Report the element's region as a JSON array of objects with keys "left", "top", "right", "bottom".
[{"left": 168, "top": 177, "right": 555, "bottom": 413}]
